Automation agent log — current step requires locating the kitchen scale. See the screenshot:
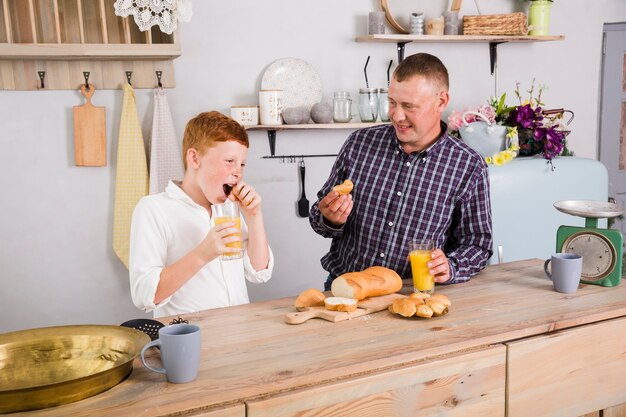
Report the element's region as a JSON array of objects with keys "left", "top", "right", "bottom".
[{"left": 554, "top": 200, "right": 625, "bottom": 287}]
